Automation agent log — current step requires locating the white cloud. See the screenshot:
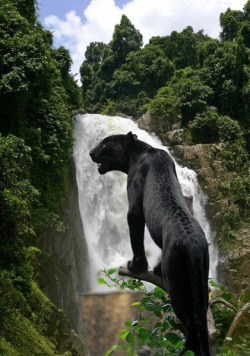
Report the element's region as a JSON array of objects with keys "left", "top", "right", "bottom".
[{"left": 44, "top": 0, "right": 247, "bottom": 80}]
